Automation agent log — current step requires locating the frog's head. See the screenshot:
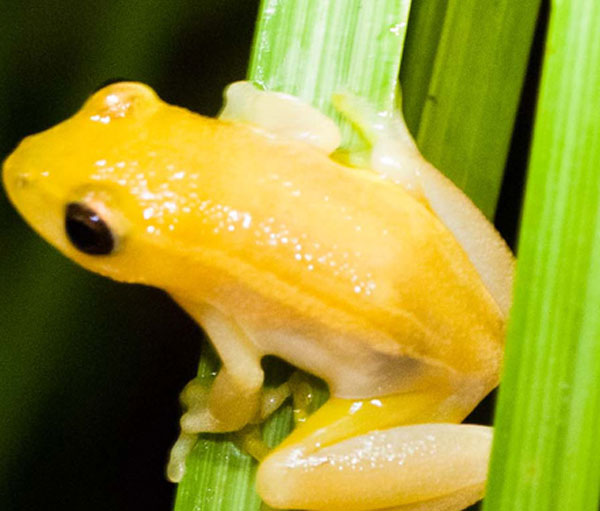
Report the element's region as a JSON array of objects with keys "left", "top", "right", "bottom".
[{"left": 3, "top": 82, "right": 194, "bottom": 285}]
